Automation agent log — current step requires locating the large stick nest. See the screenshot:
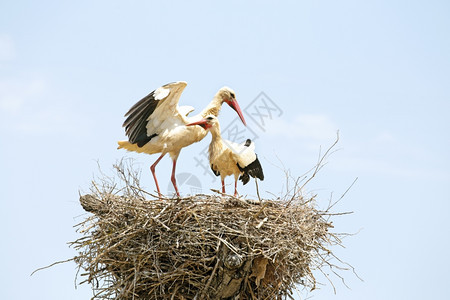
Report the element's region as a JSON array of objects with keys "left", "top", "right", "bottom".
[{"left": 71, "top": 162, "right": 350, "bottom": 299}]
